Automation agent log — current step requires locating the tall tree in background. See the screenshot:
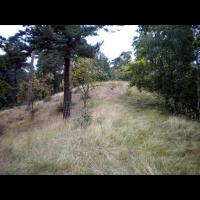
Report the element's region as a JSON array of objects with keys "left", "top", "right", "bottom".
[
  {"left": 111, "top": 51, "right": 132, "bottom": 80},
  {"left": 0, "top": 34, "right": 28, "bottom": 106},
  {"left": 111, "top": 51, "right": 132, "bottom": 69},
  {"left": 192, "top": 25, "right": 200, "bottom": 118},
  {"left": 36, "top": 50, "right": 64, "bottom": 94},
  {"left": 22, "top": 25, "right": 104, "bottom": 119},
  {"left": 0, "top": 55, "right": 11, "bottom": 108},
  {"left": 0, "top": 36, "right": 9, "bottom": 108},
  {"left": 72, "top": 57, "right": 104, "bottom": 108},
  {"left": 132, "top": 25, "right": 196, "bottom": 115},
  {"left": 26, "top": 50, "right": 36, "bottom": 113},
  {"left": 95, "top": 52, "right": 111, "bottom": 80}
]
